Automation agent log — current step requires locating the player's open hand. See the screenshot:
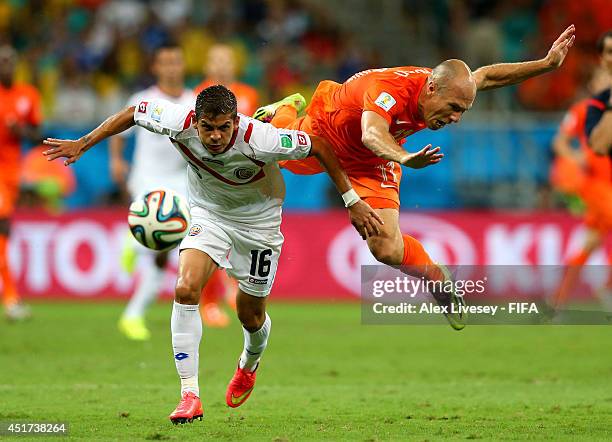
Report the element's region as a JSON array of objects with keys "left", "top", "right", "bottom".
[
  {"left": 401, "top": 144, "right": 444, "bottom": 169},
  {"left": 348, "top": 200, "right": 384, "bottom": 239},
  {"left": 42, "top": 137, "right": 87, "bottom": 166},
  {"left": 545, "top": 24, "right": 575, "bottom": 69}
]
